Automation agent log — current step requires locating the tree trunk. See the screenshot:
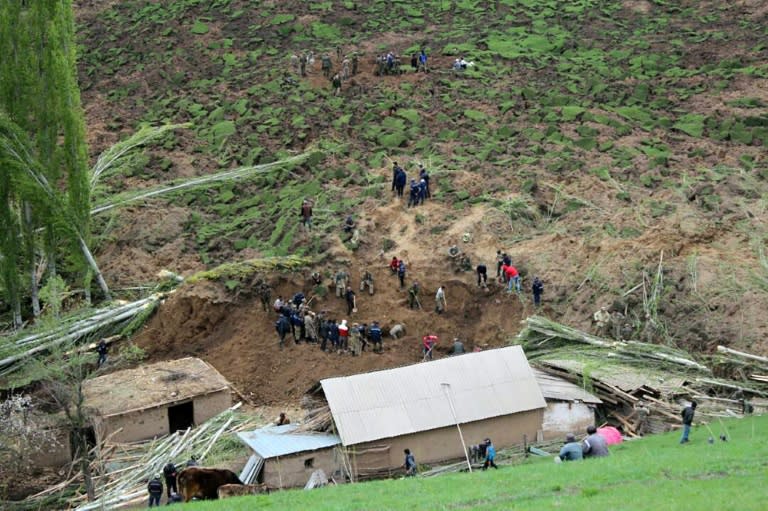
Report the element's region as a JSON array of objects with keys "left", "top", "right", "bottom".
[
  {"left": 77, "top": 237, "right": 111, "bottom": 302},
  {"left": 24, "top": 202, "right": 41, "bottom": 318}
]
